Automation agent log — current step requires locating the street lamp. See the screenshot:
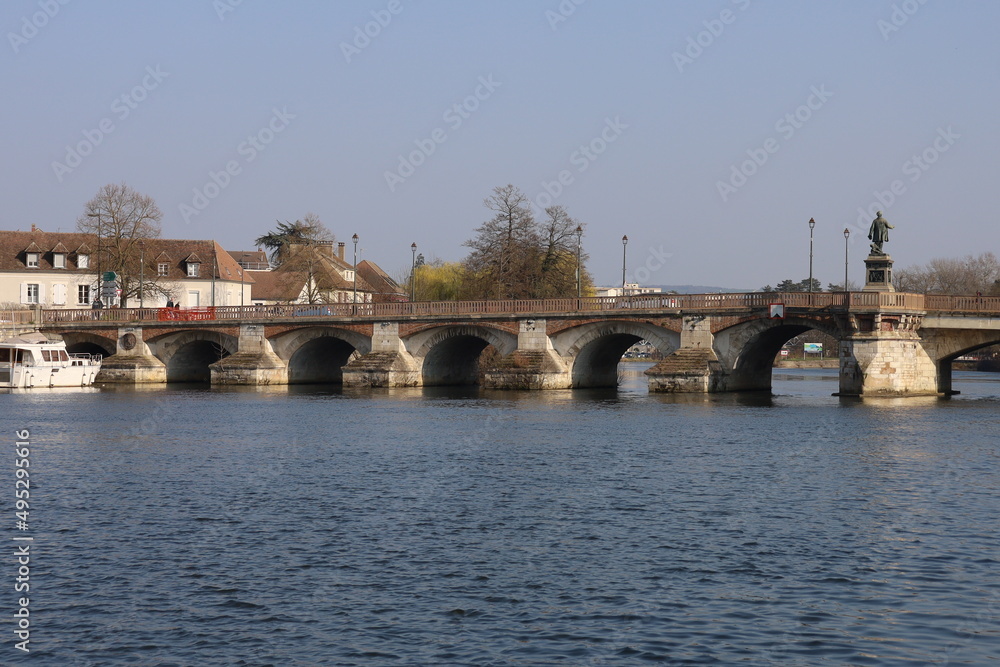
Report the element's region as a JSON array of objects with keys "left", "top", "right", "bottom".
[
  {"left": 621, "top": 234, "right": 629, "bottom": 297},
  {"left": 352, "top": 233, "right": 359, "bottom": 309},
  {"left": 86, "top": 212, "right": 103, "bottom": 308},
  {"left": 410, "top": 242, "right": 417, "bottom": 301},
  {"left": 843, "top": 228, "right": 851, "bottom": 294},
  {"left": 575, "top": 225, "right": 583, "bottom": 299},
  {"left": 808, "top": 217, "right": 816, "bottom": 293},
  {"left": 138, "top": 240, "right": 145, "bottom": 310}
]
